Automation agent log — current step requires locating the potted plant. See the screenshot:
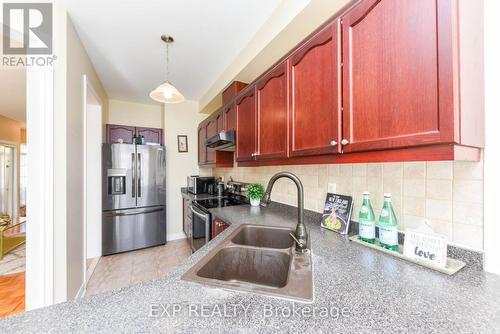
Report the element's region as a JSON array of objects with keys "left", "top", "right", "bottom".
[{"left": 246, "top": 183, "right": 265, "bottom": 207}]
